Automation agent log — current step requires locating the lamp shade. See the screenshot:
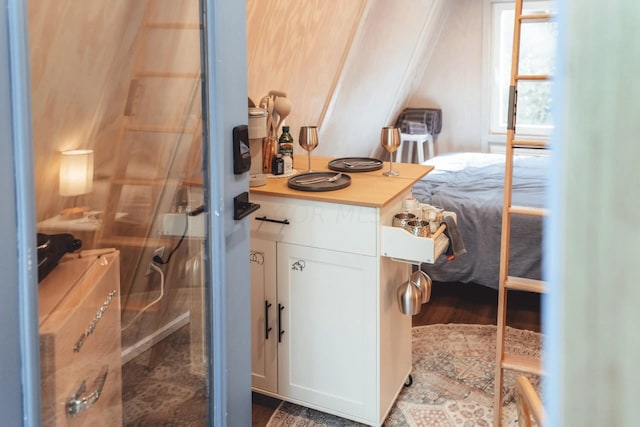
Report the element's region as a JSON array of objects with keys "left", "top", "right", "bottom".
[{"left": 59, "top": 149, "right": 94, "bottom": 196}]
